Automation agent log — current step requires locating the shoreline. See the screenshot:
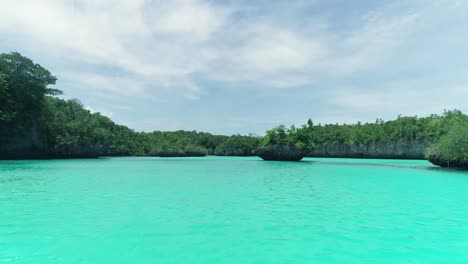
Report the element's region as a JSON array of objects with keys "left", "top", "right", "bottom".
[{"left": 0, "top": 154, "right": 430, "bottom": 161}]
